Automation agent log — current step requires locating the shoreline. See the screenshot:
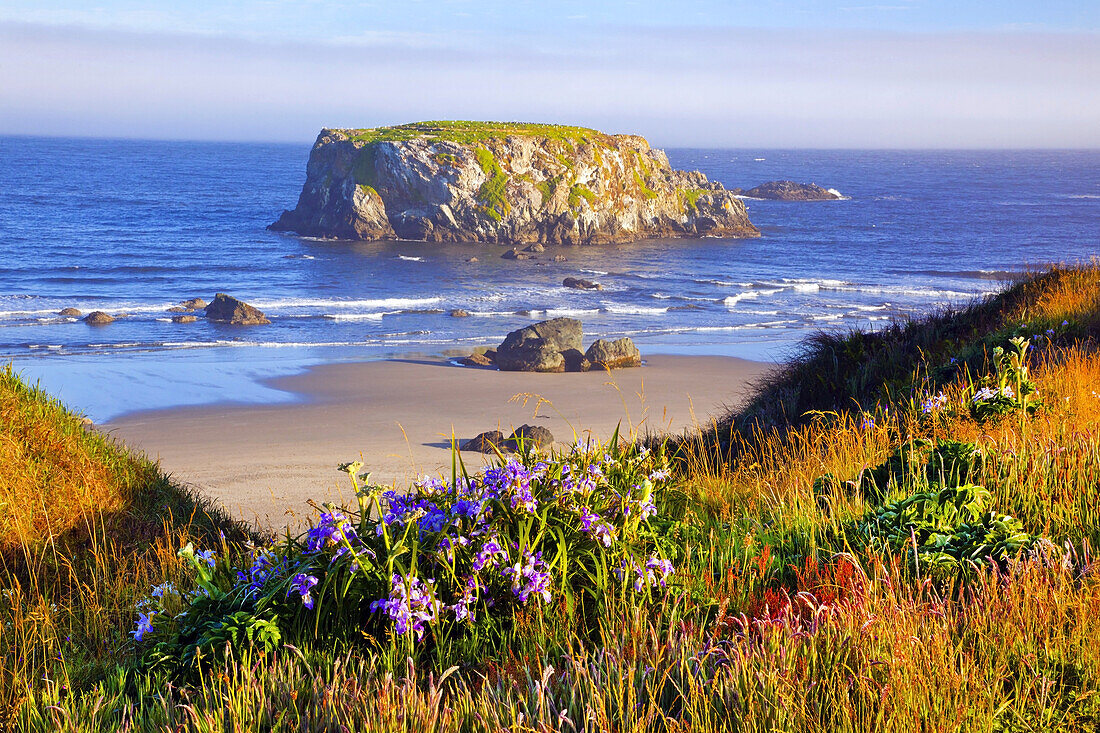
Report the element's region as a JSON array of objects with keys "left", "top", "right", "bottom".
[{"left": 103, "top": 354, "right": 770, "bottom": 528}]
